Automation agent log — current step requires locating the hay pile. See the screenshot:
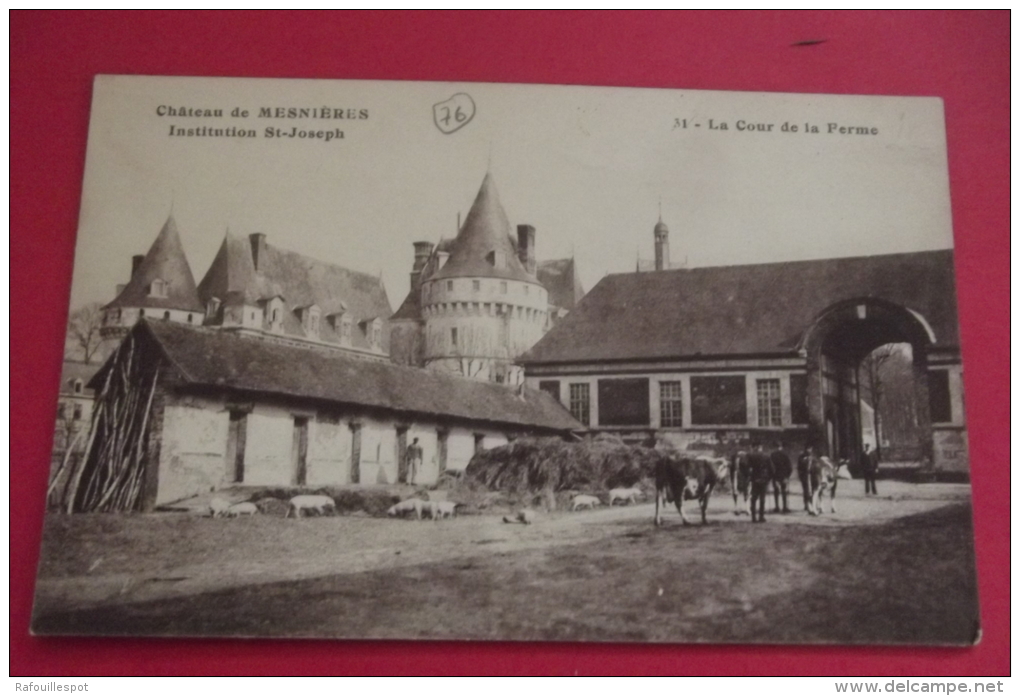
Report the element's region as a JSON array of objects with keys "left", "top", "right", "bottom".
[{"left": 465, "top": 435, "right": 665, "bottom": 497}]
